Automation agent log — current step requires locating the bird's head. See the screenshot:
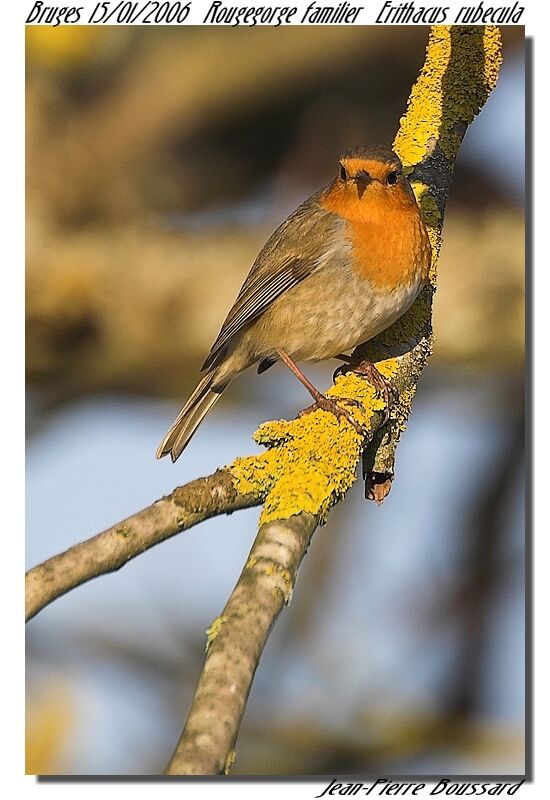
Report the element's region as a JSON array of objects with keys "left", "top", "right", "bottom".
[{"left": 334, "top": 144, "right": 415, "bottom": 205}]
